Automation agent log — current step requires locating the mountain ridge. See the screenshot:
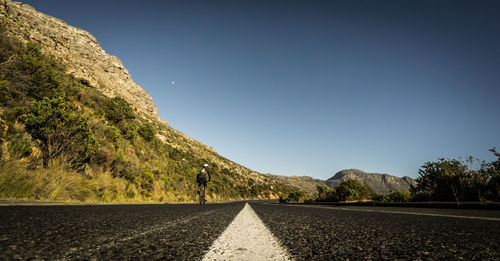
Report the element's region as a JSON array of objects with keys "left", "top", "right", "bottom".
[
  {"left": 327, "top": 169, "right": 416, "bottom": 194},
  {"left": 265, "top": 169, "right": 416, "bottom": 195}
]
